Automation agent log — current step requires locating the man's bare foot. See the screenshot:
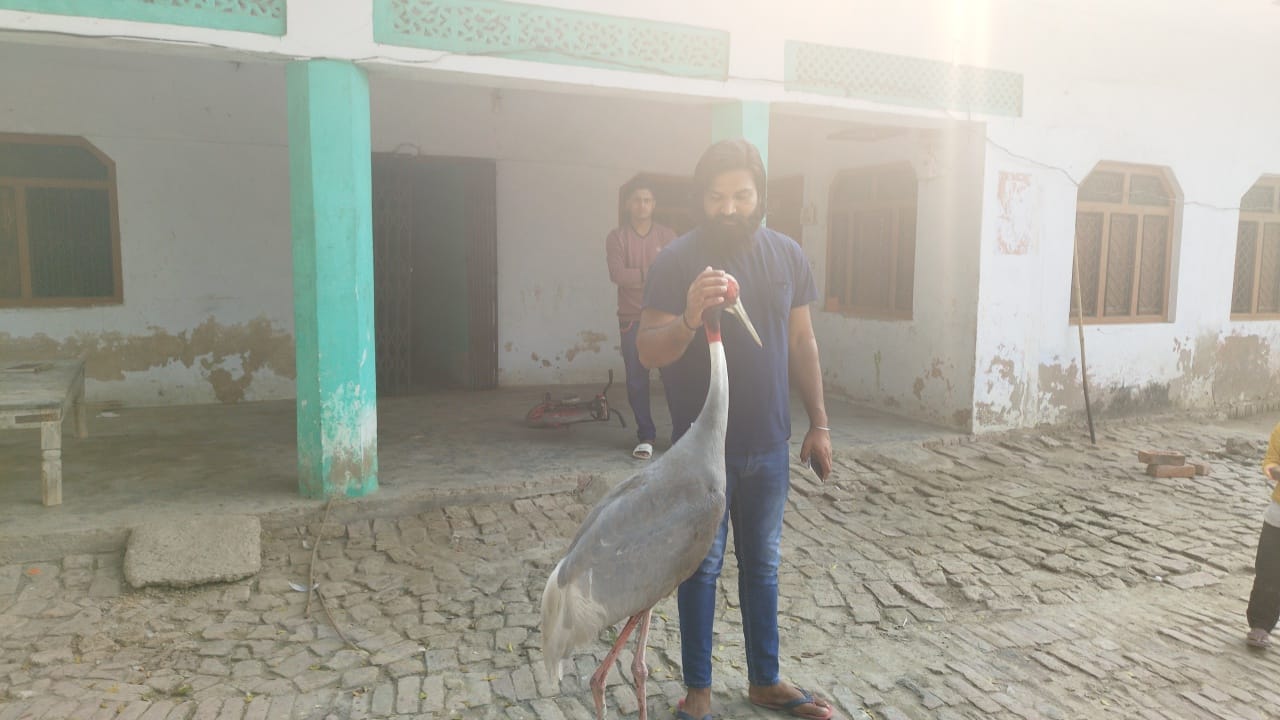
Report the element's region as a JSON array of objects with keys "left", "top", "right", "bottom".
[{"left": 677, "top": 687, "right": 713, "bottom": 720}]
